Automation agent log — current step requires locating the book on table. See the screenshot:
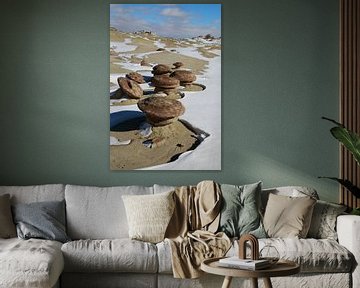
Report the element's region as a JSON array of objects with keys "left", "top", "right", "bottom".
[{"left": 218, "top": 257, "right": 271, "bottom": 270}]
